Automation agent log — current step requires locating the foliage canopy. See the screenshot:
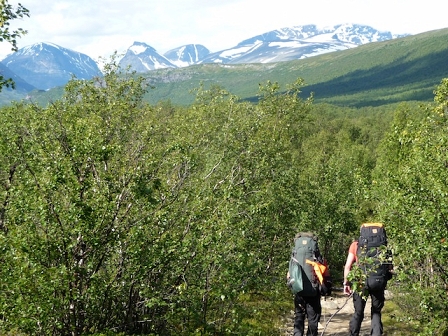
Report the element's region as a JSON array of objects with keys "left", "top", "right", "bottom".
[{"left": 0, "top": 54, "right": 447, "bottom": 335}]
